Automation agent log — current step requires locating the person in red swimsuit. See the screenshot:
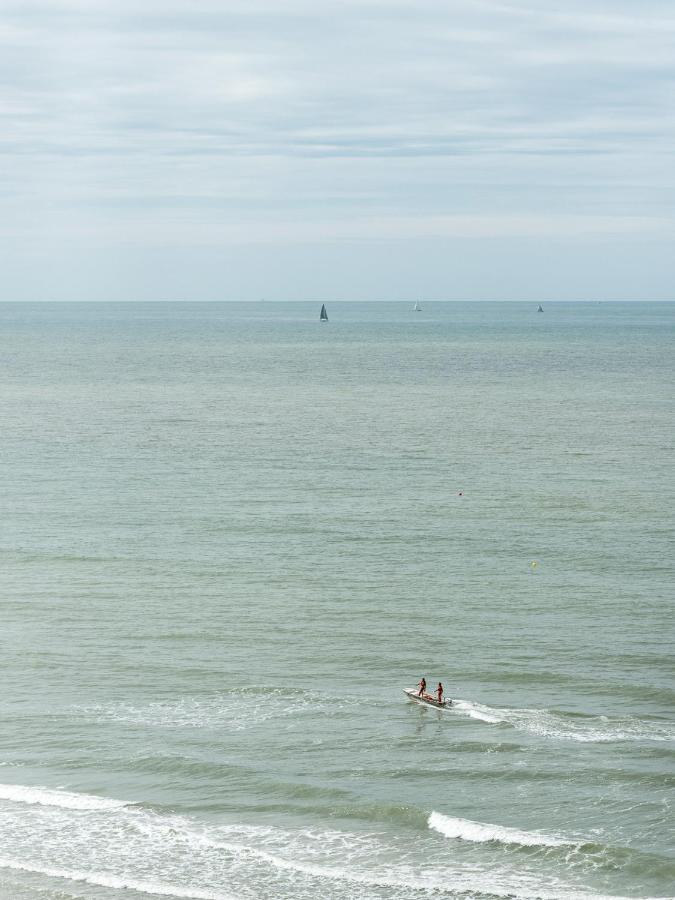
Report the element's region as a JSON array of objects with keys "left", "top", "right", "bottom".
[
  {"left": 436, "top": 682, "right": 444, "bottom": 704},
  {"left": 417, "top": 677, "right": 426, "bottom": 697}
]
